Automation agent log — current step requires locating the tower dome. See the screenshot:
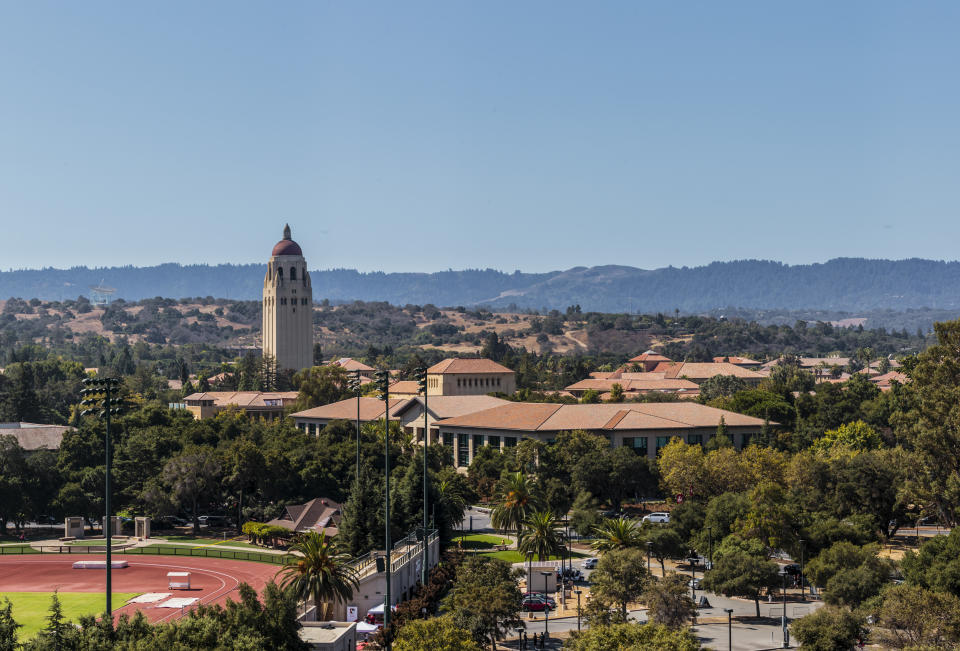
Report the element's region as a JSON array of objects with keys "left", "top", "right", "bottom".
[{"left": 271, "top": 223, "right": 303, "bottom": 257}]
